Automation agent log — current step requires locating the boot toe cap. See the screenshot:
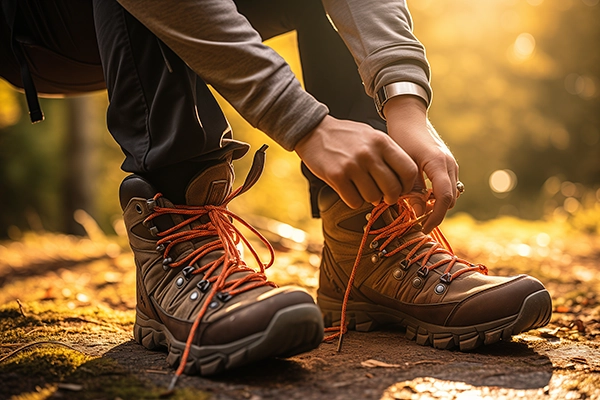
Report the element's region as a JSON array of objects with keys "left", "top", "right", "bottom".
[
  {"left": 445, "top": 275, "right": 550, "bottom": 327},
  {"left": 201, "top": 287, "right": 321, "bottom": 345}
]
